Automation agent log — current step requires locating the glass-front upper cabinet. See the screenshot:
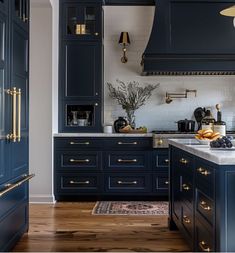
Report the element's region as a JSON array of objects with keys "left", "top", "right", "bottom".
[
  {"left": 14, "top": 0, "right": 29, "bottom": 25},
  {"left": 63, "top": 3, "right": 102, "bottom": 40}
]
